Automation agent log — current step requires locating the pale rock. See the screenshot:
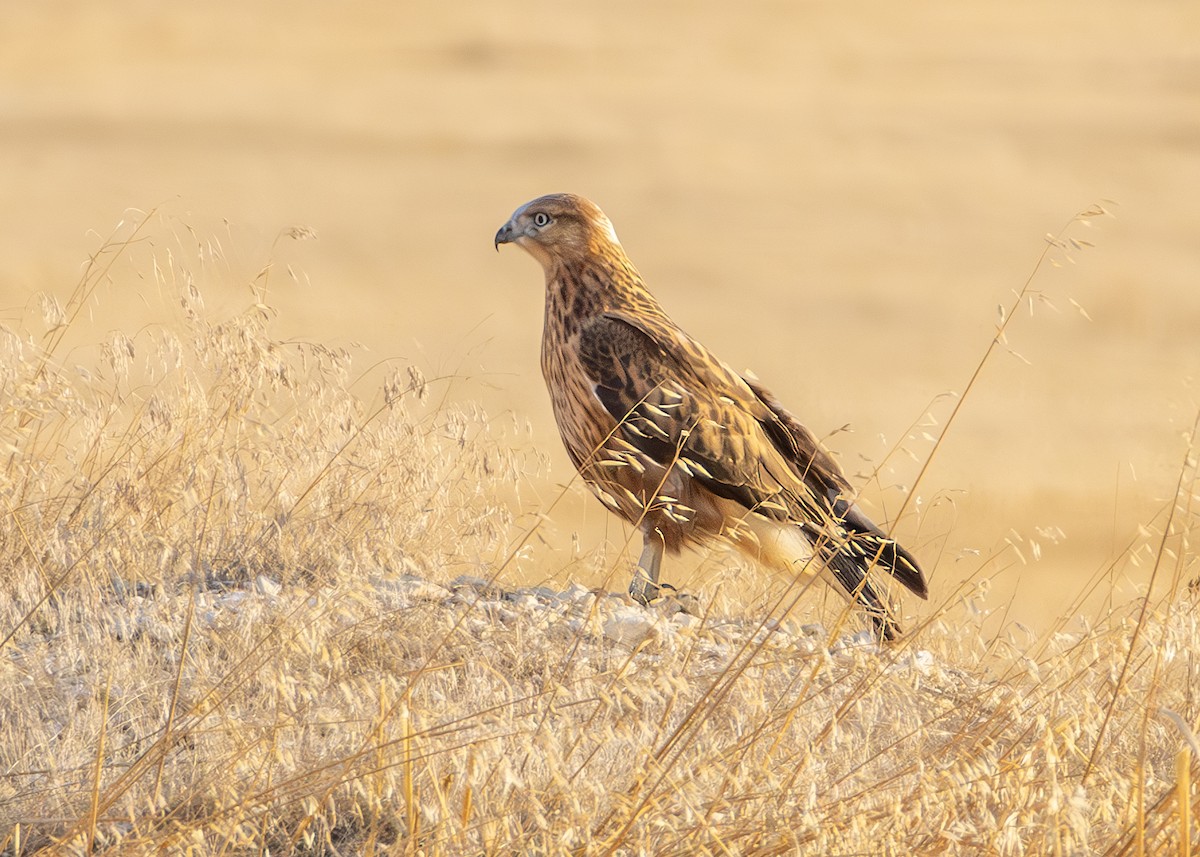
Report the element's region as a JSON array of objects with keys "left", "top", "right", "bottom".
[
  {"left": 254, "top": 574, "right": 282, "bottom": 598},
  {"left": 602, "top": 604, "right": 661, "bottom": 646}
]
